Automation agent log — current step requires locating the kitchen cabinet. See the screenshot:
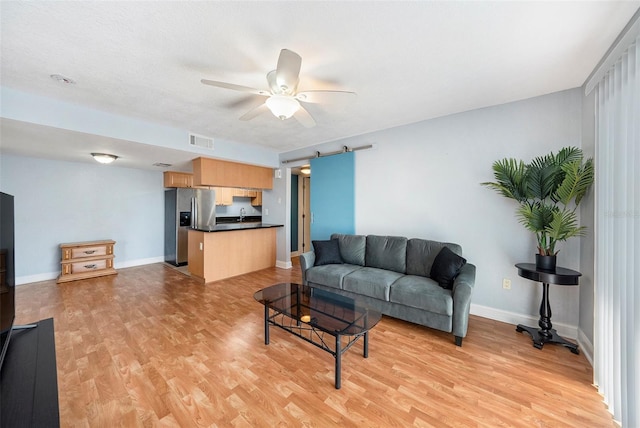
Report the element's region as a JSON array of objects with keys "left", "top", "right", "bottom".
[
  {"left": 188, "top": 228, "right": 277, "bottom": 283},
  {"left": 213, "top": 187, "right": 233, "bottom": 206},
  {"left": 163, "top": 171, "right": 194, "bottom": 188},
  {"left": 232, "top": 189, "right": 249, "bottom": 197},
  {"left": 251, "top": 191, "right": 262, "bottom": 206},
  {"left": 57, "top": 240, "right": 117, "bottom": 283},
  {"left": 193, "top": 157, "right": 273, "bottom": 189}
]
